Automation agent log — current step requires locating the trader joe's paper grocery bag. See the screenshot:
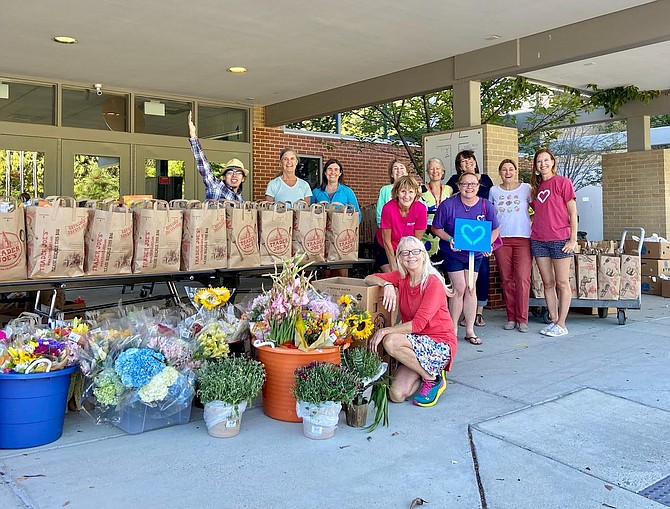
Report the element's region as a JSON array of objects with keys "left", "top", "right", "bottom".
[
  {"left": 325, "top": 202, "right": 359, "bottom": 262},
  {"left": 258, "top": 201, "right": 292, "bottom": 266},
  {"left": 131, "top": 199, "right": 183, "bottom": 274},
  {"left": 620, "top": 254, "right": 641, "bottom": 300},
  {"left": 0, "top": 196, "right": 27, "bottom": 281},
  {"left": 171, "top": 200, "right": 227, "bottom": 271},
  {"left": 224, "top": 201, "right": 260, "bottom": 268},
  {"left": 597, "top": 254, "right": 621, "bottom": 300},
  {"left": 84, "top": 200, "right": 133, "bottom": 275},
  {"left": 575, "top": 254, "right": 598, "bottom": 299},
  {"left": 26, "top": 196, "right": 88, "bottom": 279},
  {"left": 530, "top": 258, "right": 544, "bottom": 298},
  {"left": 292, "top": 201, "right": 326, "bottom": 263}
]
